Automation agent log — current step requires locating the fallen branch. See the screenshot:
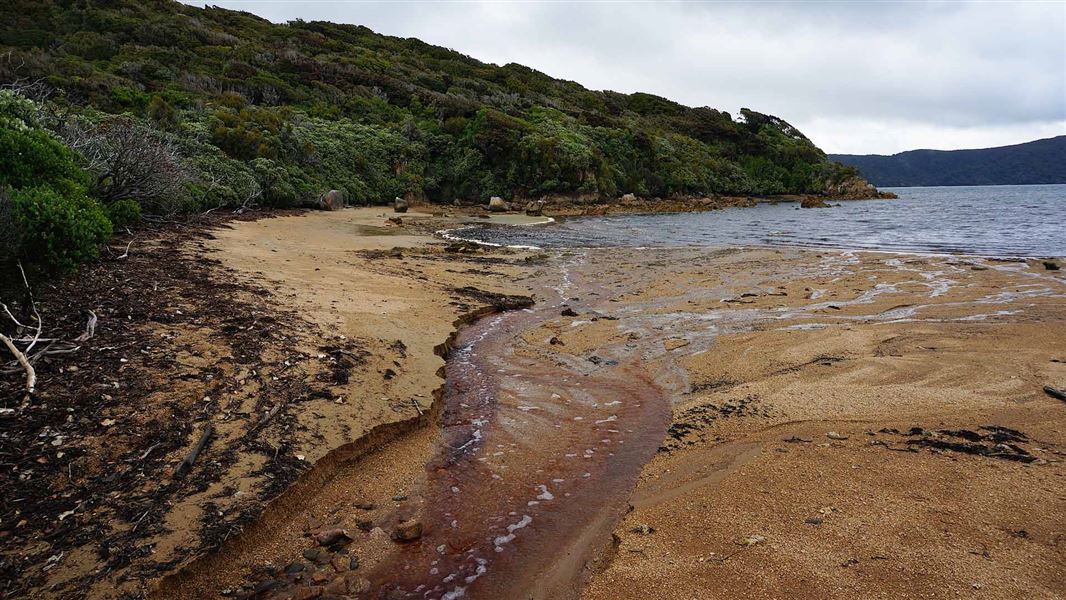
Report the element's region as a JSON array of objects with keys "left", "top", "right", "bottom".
[
  {"left": 252, "top": 404, "right": 282, "bottom": 432},
  {"left": 173, "top": 423, "right": 213, "bottom": 479},
  {"left": 74, "top": 311, "right": 97, "bottom": 342},
  {"left": 1045, "top": 385, "right": 1066, "bottom": 402},
  {"left": 117, "top": 241, "right": 132, "bottom": 260},
  {"left": 0, "top": 333, "right": 35, "bottom": 394},
  {"left": 1, "top": 302, "right": 29, "bottom": 329}
]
